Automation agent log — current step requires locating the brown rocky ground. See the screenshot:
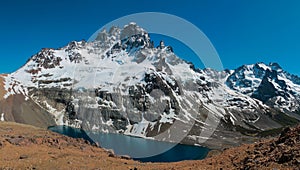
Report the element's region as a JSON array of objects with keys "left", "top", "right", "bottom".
[
  {"left": 0, "top": 122, "right": 299, "bottom": 170},
  {"left": 0, "top": 122, "right": 141, "bottom": 170}
]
